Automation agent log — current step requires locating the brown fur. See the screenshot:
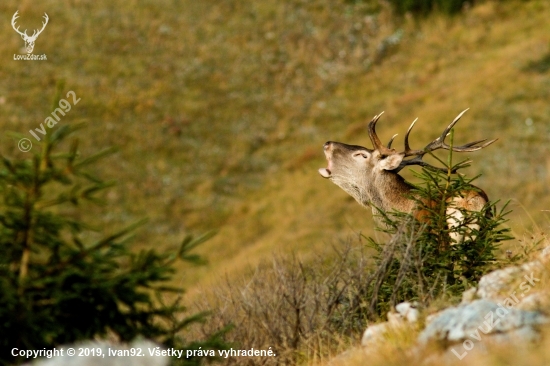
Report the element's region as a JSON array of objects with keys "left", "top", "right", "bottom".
[{"left": 319, "top": 141, "right": 490, "bottom": 228}]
